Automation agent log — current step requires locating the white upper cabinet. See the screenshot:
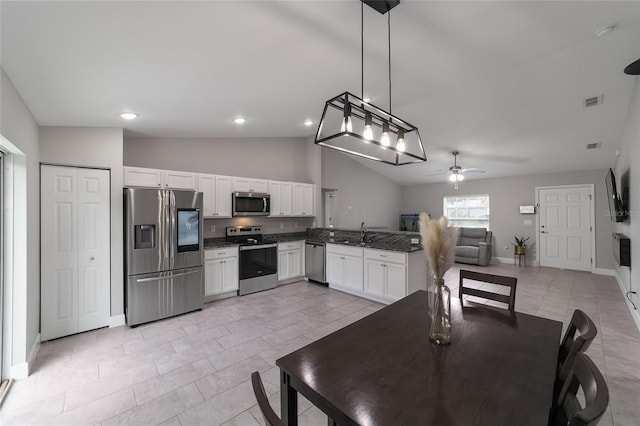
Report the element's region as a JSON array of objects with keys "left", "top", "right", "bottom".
[
  {"left": 124, "top": 166, "right": 196, "bottom": 190},
  {"left": 269, "top": 180, "right": 293, "bottom": 217},
  {"left": 232, "top": 177, "right": 269, "bottom": 193},
  {"left": 198, "top": 174, "right": 233, "bottom": 218},
  {"left": 293, "top": 183, "right": 315, "bottom": 216}
]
